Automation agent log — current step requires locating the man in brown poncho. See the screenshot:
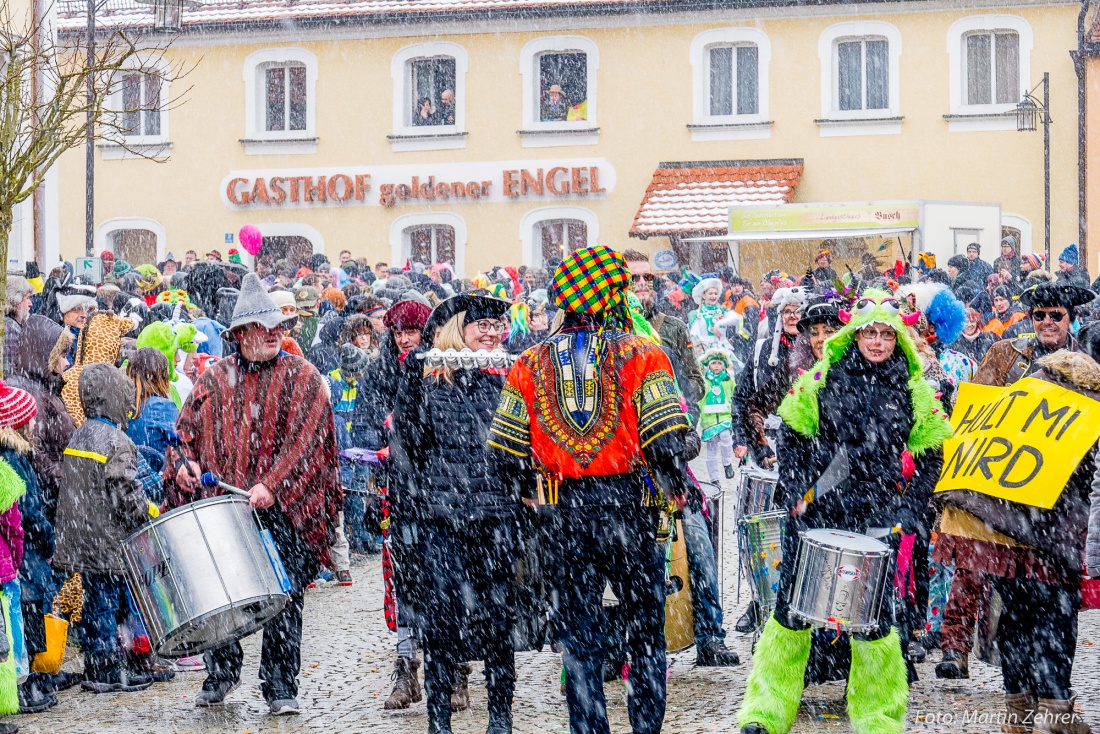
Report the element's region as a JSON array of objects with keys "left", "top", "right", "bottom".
[{"left": 166, "top": 273, "right": 341, "bottom": 716}]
